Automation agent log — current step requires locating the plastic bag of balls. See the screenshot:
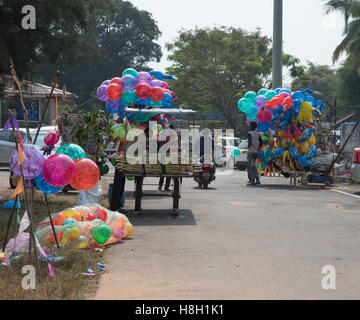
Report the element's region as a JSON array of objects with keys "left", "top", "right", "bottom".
[{"left": 35, "top": 205, "right": 134, "bottom": 249}]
